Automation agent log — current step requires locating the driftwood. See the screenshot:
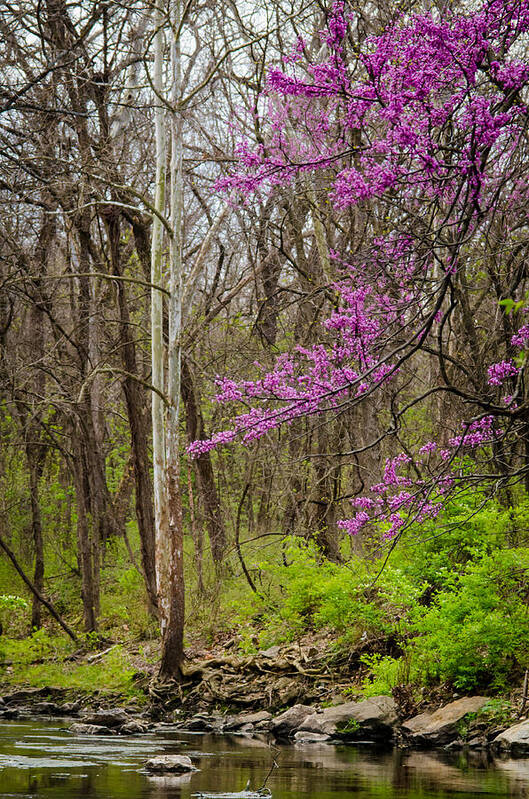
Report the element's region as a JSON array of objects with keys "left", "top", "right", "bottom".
[
  {"left": 193, "top": 759, "right": 278, "bottom": 799},
  {"left": 192, "top": 791, "right": 271, "bottom": 799}
]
